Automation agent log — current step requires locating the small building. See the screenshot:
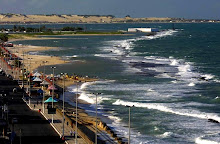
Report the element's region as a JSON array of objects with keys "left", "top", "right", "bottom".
[{"left": 128, "top": 28, "right": 159, "bottom": 33}]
